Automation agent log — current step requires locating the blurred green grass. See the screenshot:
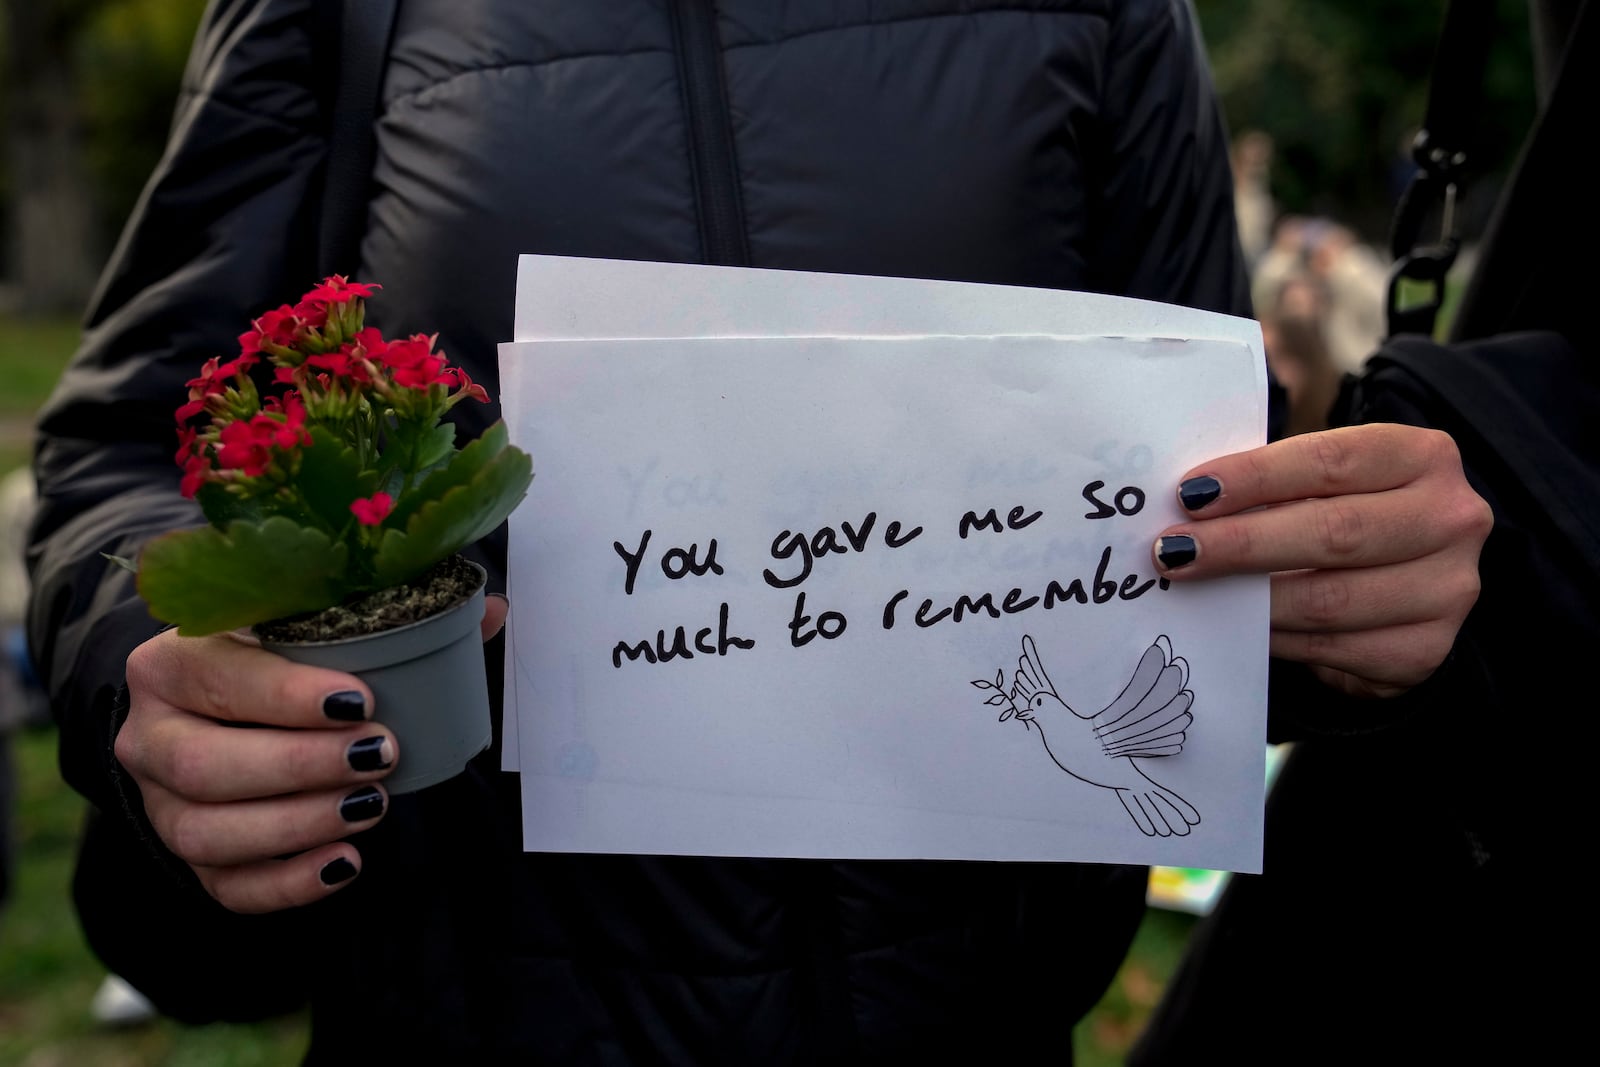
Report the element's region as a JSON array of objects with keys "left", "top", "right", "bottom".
[
  {"left": 0, "top": 312, "right": 1195, "bottom": 1066},
  {"left": 1, "top": 729, "right": 310, "bottom": 1066},
  {"left": 0, "top": 316, "right": 81, "bottom": 472},
  {"left": 0, "top": 317, "right": 81, "bottom": 416}
]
